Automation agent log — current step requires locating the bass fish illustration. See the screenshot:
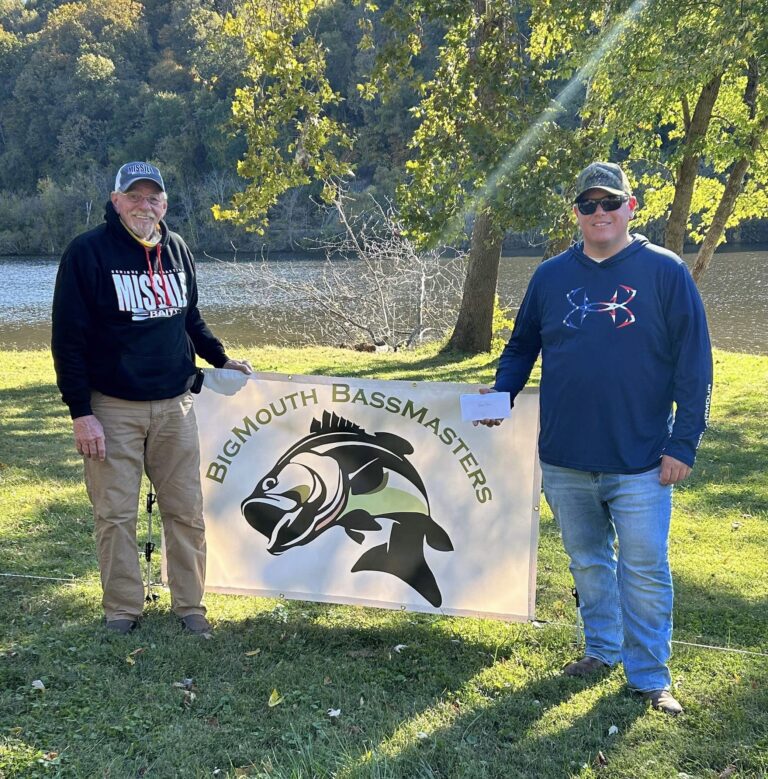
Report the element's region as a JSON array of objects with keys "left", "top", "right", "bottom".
[{"left": 241, "top": 410, "right": 453, "bottom": 606}]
